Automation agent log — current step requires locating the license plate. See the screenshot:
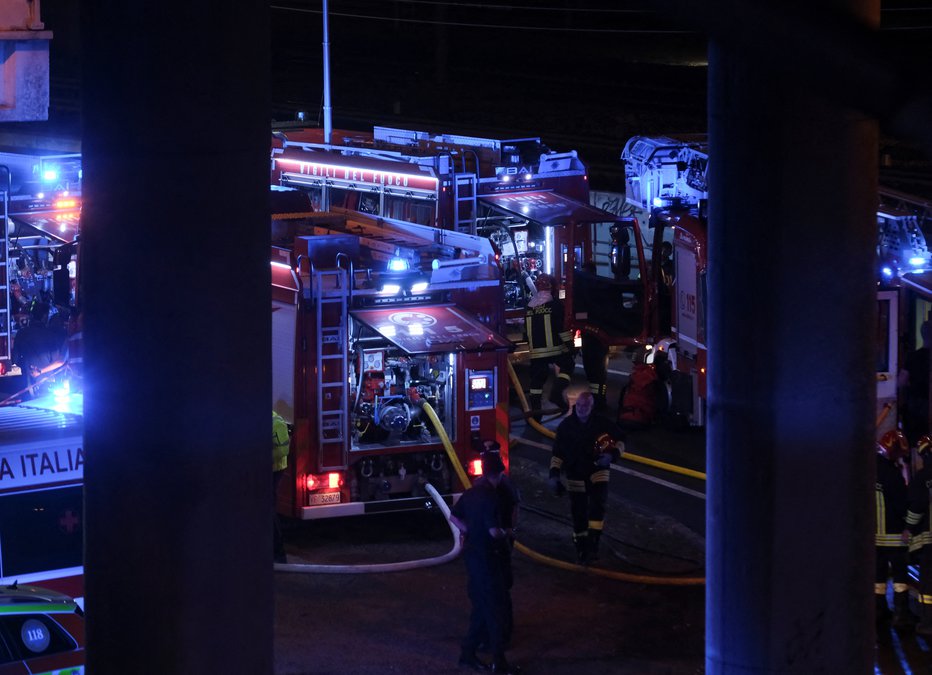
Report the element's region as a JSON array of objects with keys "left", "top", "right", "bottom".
[{"left": 308, "top": 491, "right": 341, "bottom": 506}]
